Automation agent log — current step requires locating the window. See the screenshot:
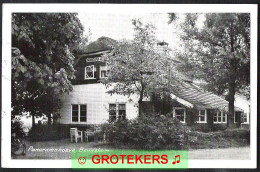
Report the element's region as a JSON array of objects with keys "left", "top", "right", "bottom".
[
  {"left": 109, "top": 103, "right": 126, "bottom": 122},
  {"left": 72, "top": 105, "right": 87, "bottom": 122},
  {"left": 80, "top": 105, "right": 87, "bottom": 122},
  {"left": 100, "top": 65, "right": 110, "bottom": 78},
  {"left": 85, "top": 65, "right": 96, "bottom": 79},
  {"left": 174, "top": 108, "right": 185, "bottom": 123},
  {"left": 241, "top": 113, "right": 248, "bottom": 123},
  {"left": 118, "top": 104, "right": 126, "bottom": 120},
  {"left": 109, "top": 104, "right": 117, "bottom": 122},
  {"left": 213, "top": 111, "right": 226, "bottom": 123},
  {"left": 222, "top": 112, "right": 226, "bottom": 122},
  {"left": 72, "top": 105, "right": 79, "bottom": 122},
  {"left": 196, "top": 110, "right": 207, "bottom": 123}
]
